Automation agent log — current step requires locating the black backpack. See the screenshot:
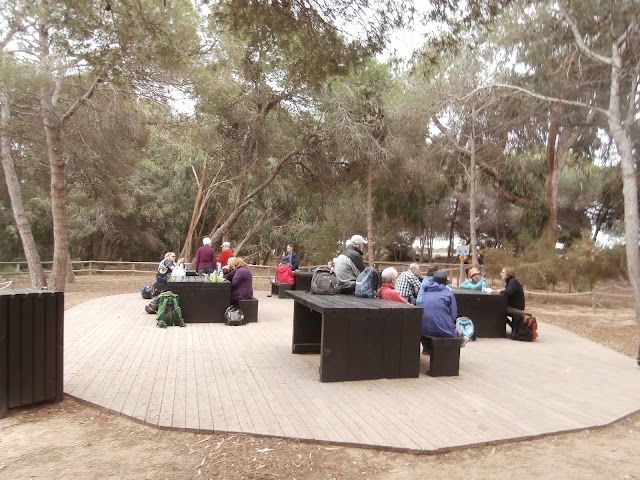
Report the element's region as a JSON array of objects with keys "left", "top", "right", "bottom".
[
  {"left": 310, "top": 266, "right": 337, "bottom": 295},
  {"left": 511, "top": 313, "right": 538, "bottom": 341},
  {"left": 141, "top": 284, "right": 154, "bottom": 299}
]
